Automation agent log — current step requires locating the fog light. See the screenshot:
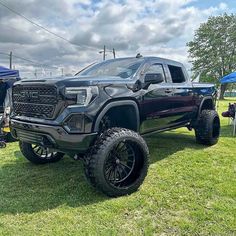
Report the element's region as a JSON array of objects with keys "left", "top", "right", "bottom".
[{"left": 64, "top": 114, "right": 84, "bottom": 132}]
